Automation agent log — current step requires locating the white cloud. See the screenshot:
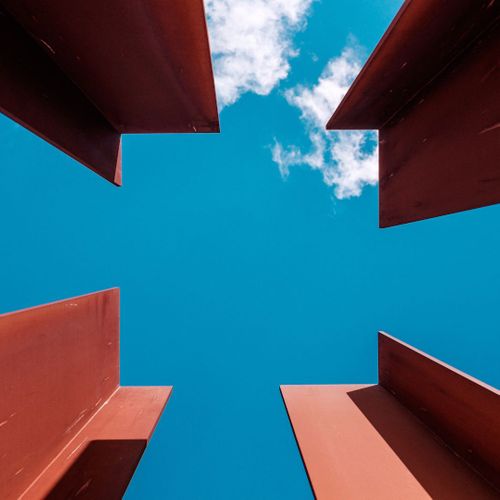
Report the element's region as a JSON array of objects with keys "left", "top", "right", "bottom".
[
  {"left": 205, "top": 0, "right": 314, "bottom": 109},
  {"left": 272, "top": 43, "right": 378, "bottom": 199}
]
